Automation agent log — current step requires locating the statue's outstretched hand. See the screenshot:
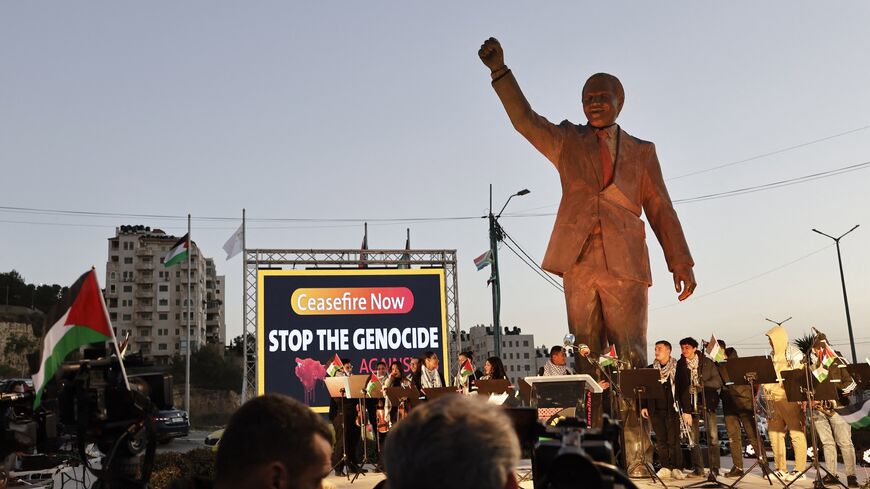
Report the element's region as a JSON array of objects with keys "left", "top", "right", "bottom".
[
  {"left": 673, "top": 265, "right": 696, "bottom": 301},
  {"left": 478, "top": 37, "right": 505, "bottom": 72}
]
